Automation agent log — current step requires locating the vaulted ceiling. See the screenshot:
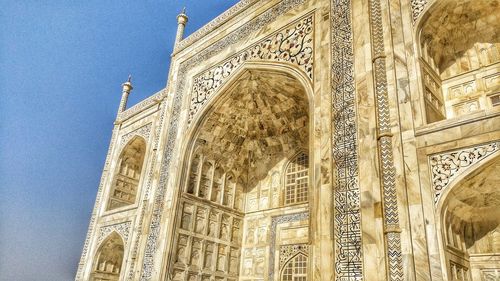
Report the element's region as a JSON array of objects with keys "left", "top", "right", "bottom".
[
  {"left": 193, "top": 69, "right": 309, "bottom": 183},
  {"left": 420, "top": 0, "right": 500, "bottom": 72}
]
